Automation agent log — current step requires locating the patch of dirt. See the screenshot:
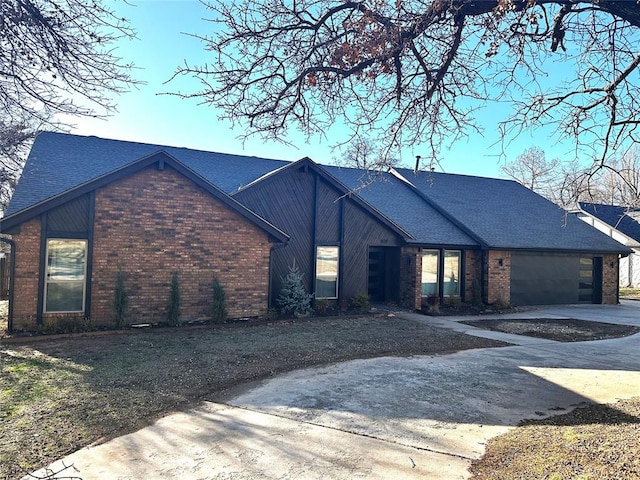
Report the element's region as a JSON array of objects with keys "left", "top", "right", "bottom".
[
  {"left": 460, "top": 318, "right": 640, "bottom": 342},
  {"left": 469, "top": 397, "right": 640, "bottom": 480},
  {"left": 0, "top": 314, "right": 508, "bottom": 480}
]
